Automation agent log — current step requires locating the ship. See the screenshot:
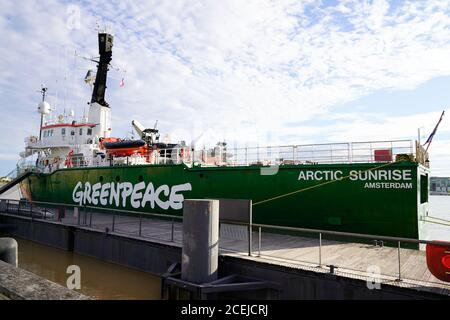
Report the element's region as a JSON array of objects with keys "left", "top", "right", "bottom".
[{"left": 2, "top": 32, "right": 432, "bottom": 241}]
